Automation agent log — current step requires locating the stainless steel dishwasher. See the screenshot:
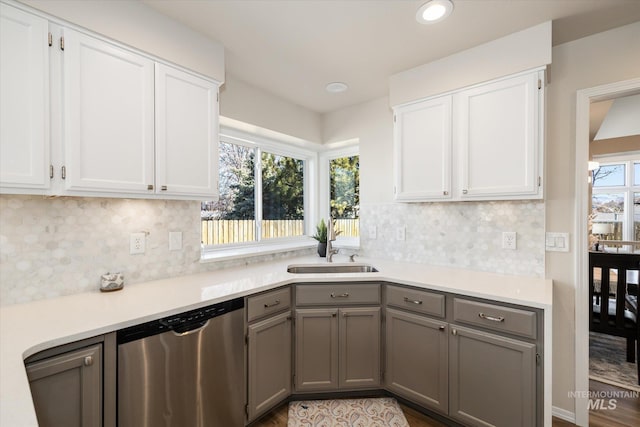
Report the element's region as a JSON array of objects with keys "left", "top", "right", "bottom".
[{"left": 117, "top": 298, "right": 245, "bottom": 427}]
